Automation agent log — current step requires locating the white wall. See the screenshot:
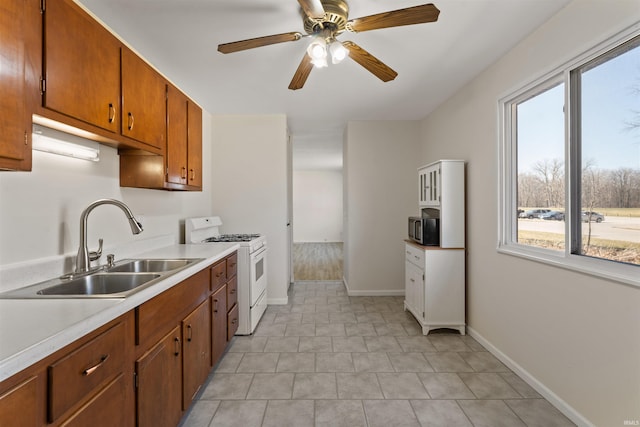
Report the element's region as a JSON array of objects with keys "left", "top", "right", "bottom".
[
  {"left": 210, "top": 115, "right": 289, "bottom": 304},
  {"left": 293, "top": 170, "right": 343, "bottom": 242},
  {"left": 418, "top": 2, "right": 640, "bottom": 426},
  {"left": 0, "top": 113, "right": 214, "bottom": 275},
  {"left": 344, "top": 121, "right": 420, "bottom": 295}
]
